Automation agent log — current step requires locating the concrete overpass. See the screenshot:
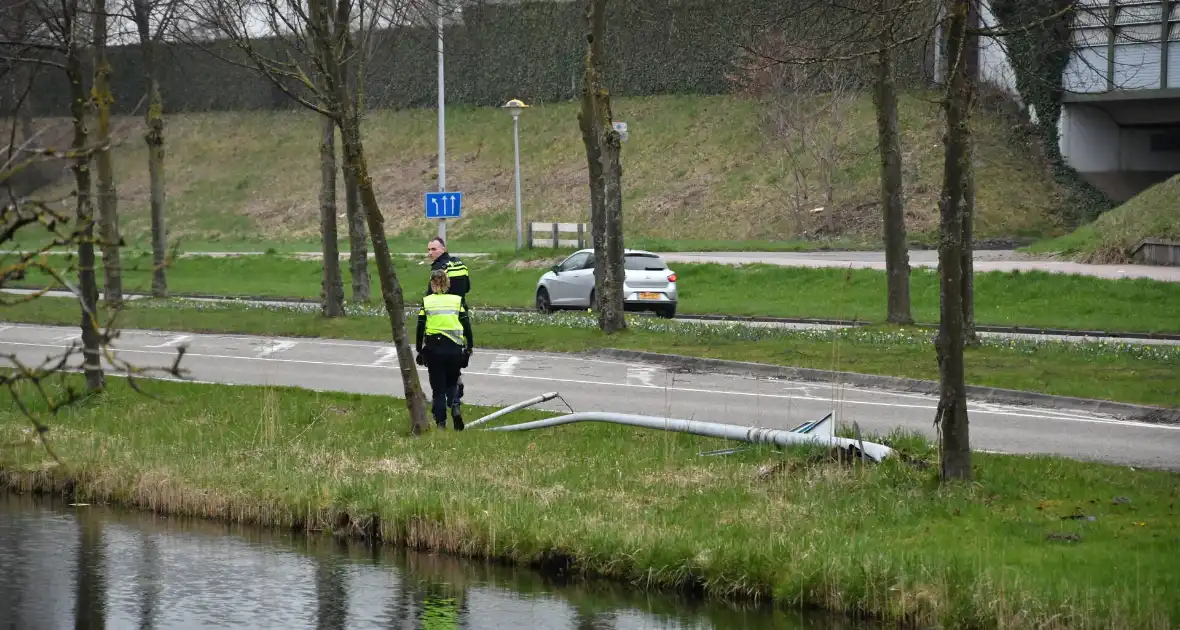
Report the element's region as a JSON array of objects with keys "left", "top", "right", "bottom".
[
  {"left": 946, "top": 1, "right": 1180, "bottom": 203},
  {"left": 1059, "top": 0, "right": 1180, "bottom": 201}
]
